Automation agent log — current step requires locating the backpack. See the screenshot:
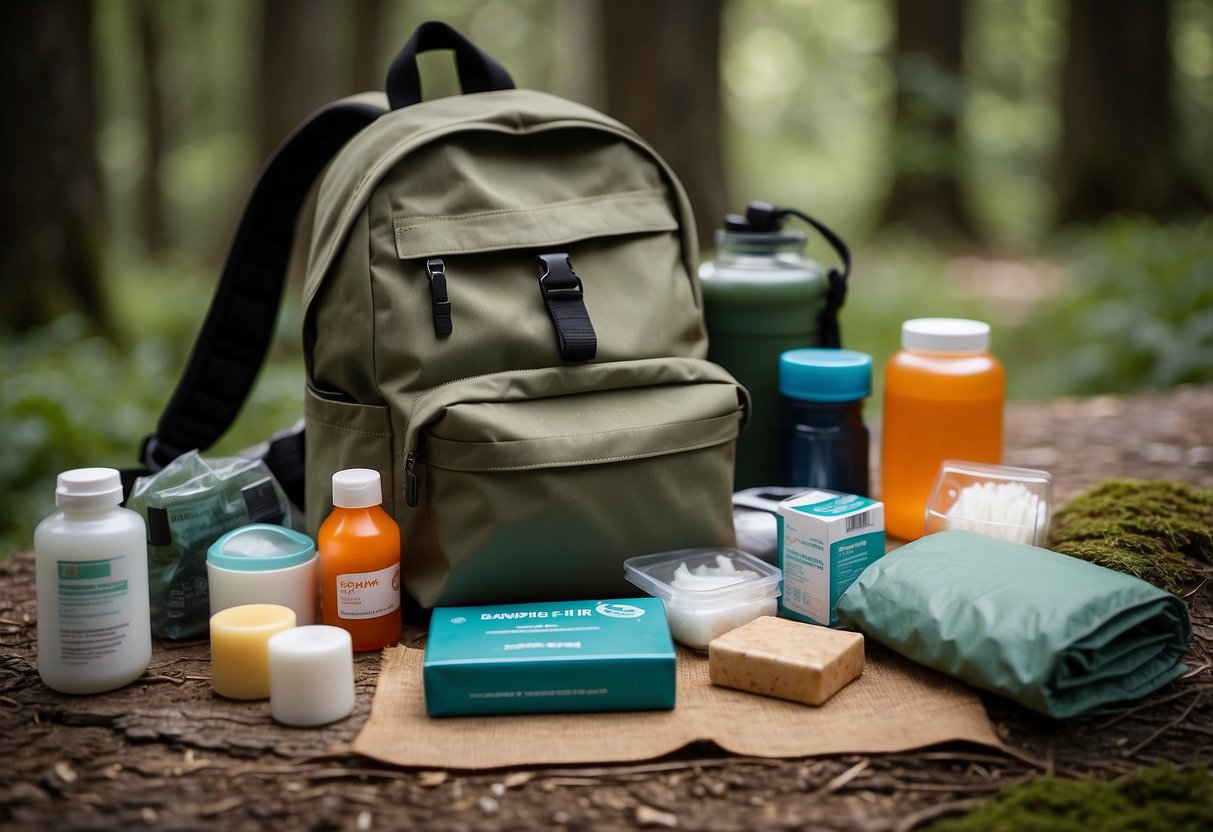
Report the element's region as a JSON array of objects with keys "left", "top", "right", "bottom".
[{"left": 134, "top": 22, "right": 749, "bottom": 608}]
